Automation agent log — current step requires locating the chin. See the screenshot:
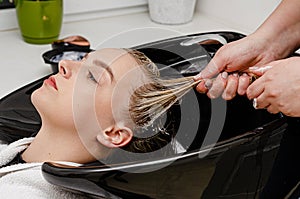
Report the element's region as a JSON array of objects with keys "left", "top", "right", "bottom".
[
  {"left": 31, "top": 86, "right": 56, "bottom": 108},
  {"left": 31, "top": 88, "right": 42, "bottom": 110},
  {"left": 31, "top": 88, "right": 54, "bottom": 119}
]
